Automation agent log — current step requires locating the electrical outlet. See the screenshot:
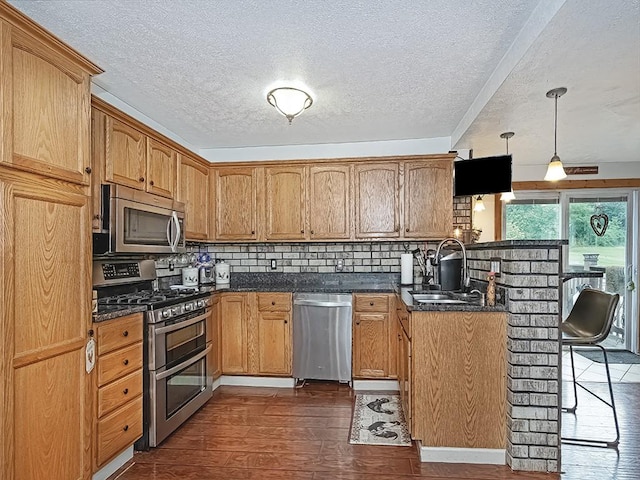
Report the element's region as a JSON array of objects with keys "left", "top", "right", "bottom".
[
  {"left": 336, "top": 259, "right": 344, "bottom": 272},
  {"left": 270, "top": 259, "right": 277, "bottom": 270}
]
